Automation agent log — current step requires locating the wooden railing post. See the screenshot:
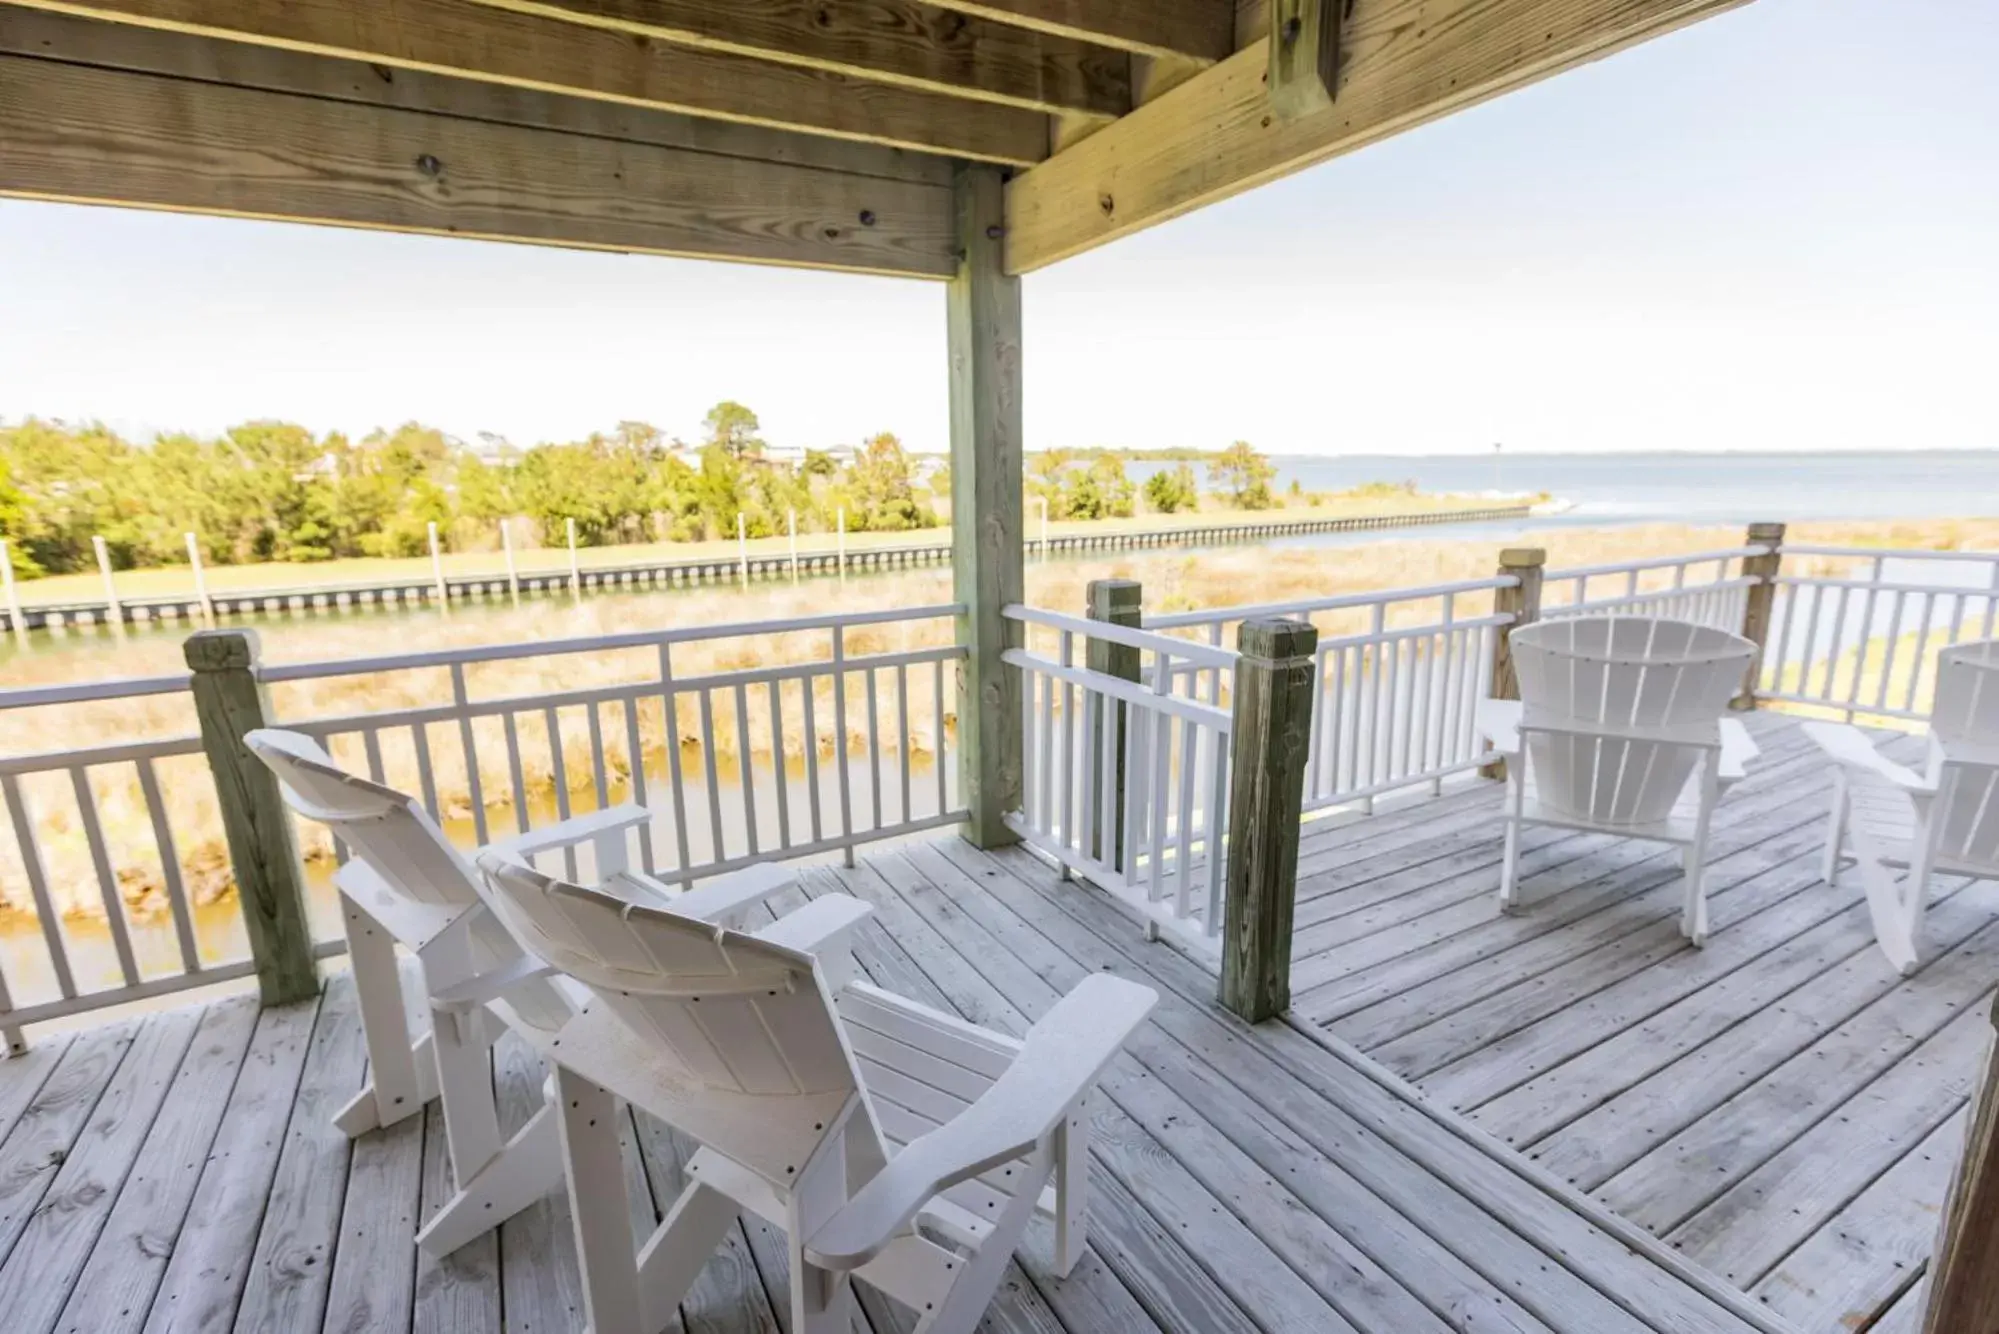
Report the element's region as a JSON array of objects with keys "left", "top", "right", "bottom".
[
  {"left": 1219, "top": 618, "right": 1317, "bottom": 1024},
  {"left": 1085, "top": 578, "right": 1142, "bottom": 868},
  {"left": 1733, "top": 521, "right": 1786, "bottom": 711},
  {"left": 1479, "top": 547, "right": 1545, "bottom": 780},
  {"left": 1923, "top": 994, "right": 1999, "bottom": 1334},
  {"left": 185, "top": 629, "right": 319, "bottom": 1005}
]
